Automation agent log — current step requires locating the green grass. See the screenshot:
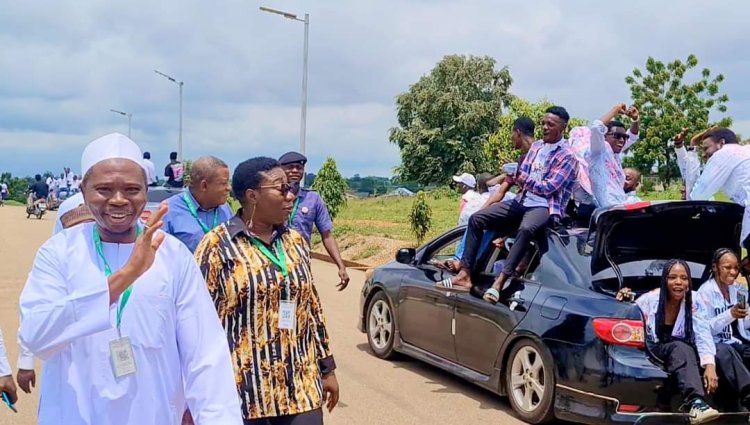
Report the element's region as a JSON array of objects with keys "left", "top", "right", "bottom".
[{"left": 1, "top": 200, "right": 24, "bottom": 206}]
